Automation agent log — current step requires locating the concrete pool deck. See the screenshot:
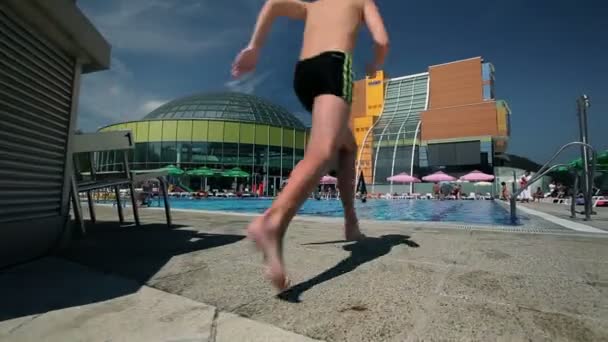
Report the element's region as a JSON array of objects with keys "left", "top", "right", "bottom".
[
  {"left": 520, "top": 202, "right": 608, "bottom": 232},
  {"left": 1, "top": 206, "right": 607, "bottom": 341}
]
